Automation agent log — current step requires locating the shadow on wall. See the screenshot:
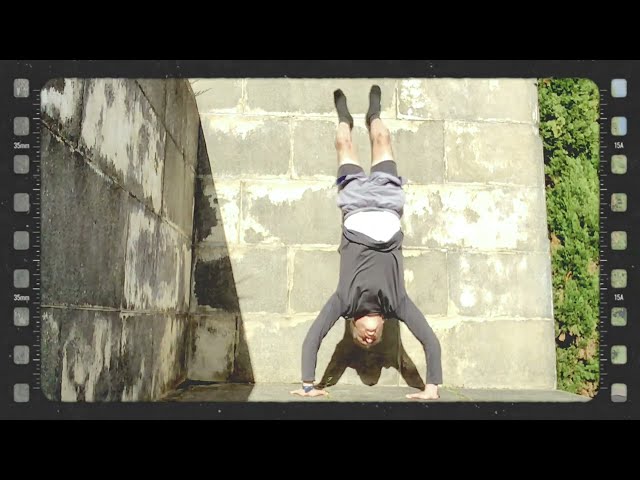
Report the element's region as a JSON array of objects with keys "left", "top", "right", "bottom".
[
  {"left": 317, "top": 318, "right": 425, "bottom": 390},
  {"left": 180, "top": 121, "right": 255, "bottom": 400}
]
